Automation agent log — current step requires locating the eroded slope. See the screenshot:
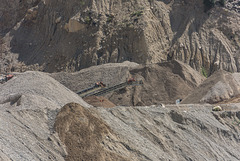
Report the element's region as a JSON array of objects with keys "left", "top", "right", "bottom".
[{"left": 0, "top": 0, "right": 239, "bottom": 74}]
